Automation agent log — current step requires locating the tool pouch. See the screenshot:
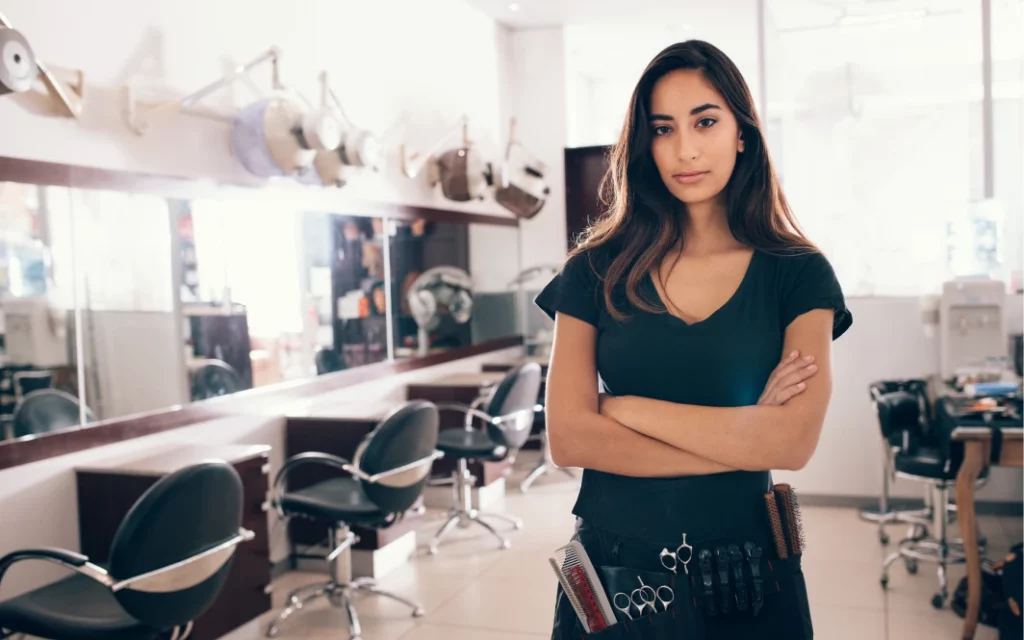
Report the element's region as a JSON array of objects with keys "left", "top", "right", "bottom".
[{"left": 573, "top": 566, "right": 703, "bottom": 640}]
